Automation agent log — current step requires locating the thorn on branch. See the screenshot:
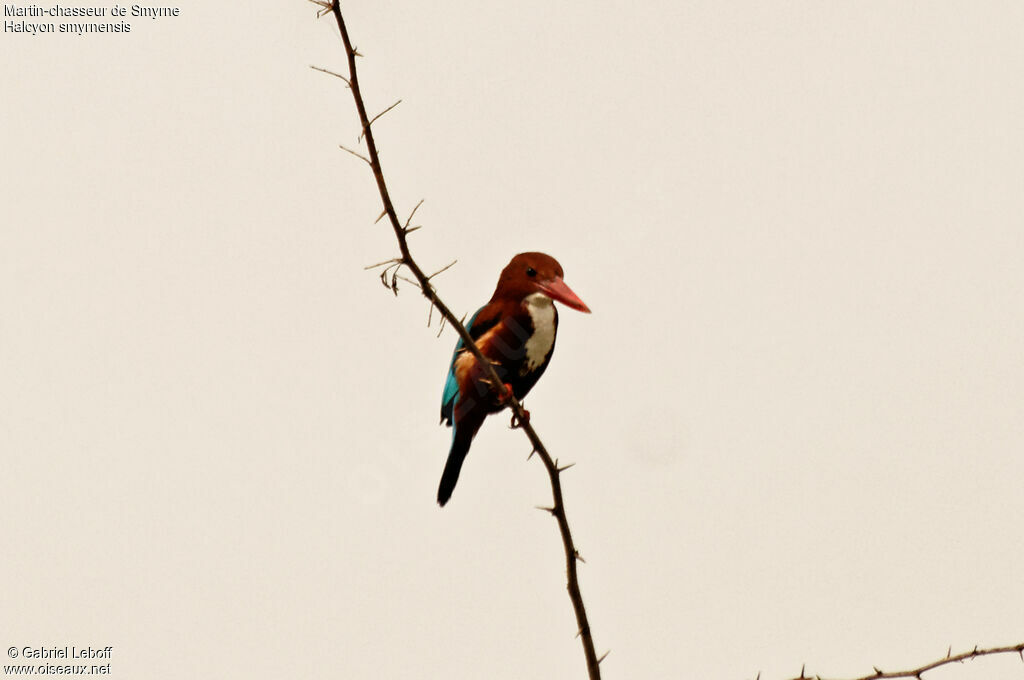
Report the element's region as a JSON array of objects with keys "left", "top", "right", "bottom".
[
  {"left": 428, "top": 259, "right": 458, "bottom": 280},
  {"left": 535, "top": 505, "right": 556, "bottom": 515},
  {"left": 395, "top": 273, "right": 422, "bottom": 290},
  {"left": 309, "top": 64, "right": 351, "bottom": 86},
  {"left": 307, "top": 0, "right": 331, "bottom": 18},
  {"left": 597, "top": 651, "right": 610, "bottom": 664},
  {"left": 360, "top": 99, "right": 402, "bottom": 140},
  {"left": 339, "top": 143, "right": 371, "bottom": 165},
  {"left": 557, "top": 462, "right": 576, "bottom": 473},
  {"left": 405, "top": 199, "right": 424, "bottom": 229},
  {"left": 364, "top": 257, "right": 402, "bottom": 271}
]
